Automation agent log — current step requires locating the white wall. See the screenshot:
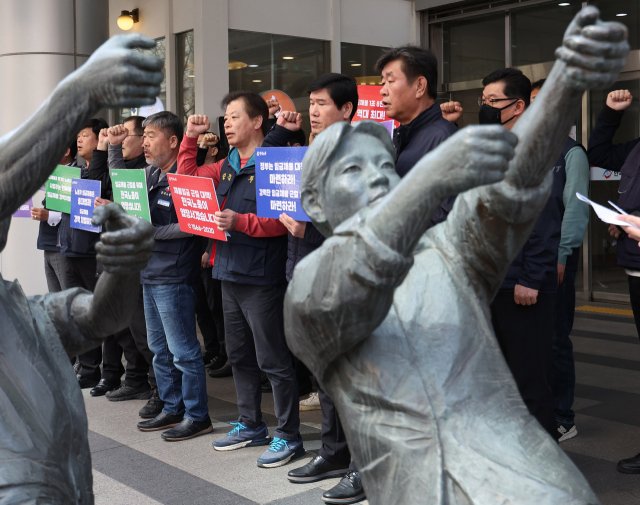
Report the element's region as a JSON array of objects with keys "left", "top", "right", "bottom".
[{"left": 341, "top": 0, "right": 418, "bottom": 47}]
